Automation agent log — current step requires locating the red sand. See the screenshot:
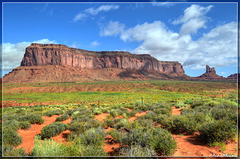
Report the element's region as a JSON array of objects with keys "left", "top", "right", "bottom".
[
  {"left": 172, "top": 107, "right": 182, "bottom": 115},
  {"left": 95, "top": 113, "right": 110, "bottom": 123},
  {"left": 129, "top": 111, "right": 147, "bottom": 122},
  {"left": 172, "top": 134, "right": 237, "bottom": 157},
  {"left": 103, "top": 135, "right": 122, "bottom": 154},
  {"left": 17, "top": 115, "right": 60, "bottom": 153},
  {"left": 17, "top": 115, "right": 72, "bottom": 154}
]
